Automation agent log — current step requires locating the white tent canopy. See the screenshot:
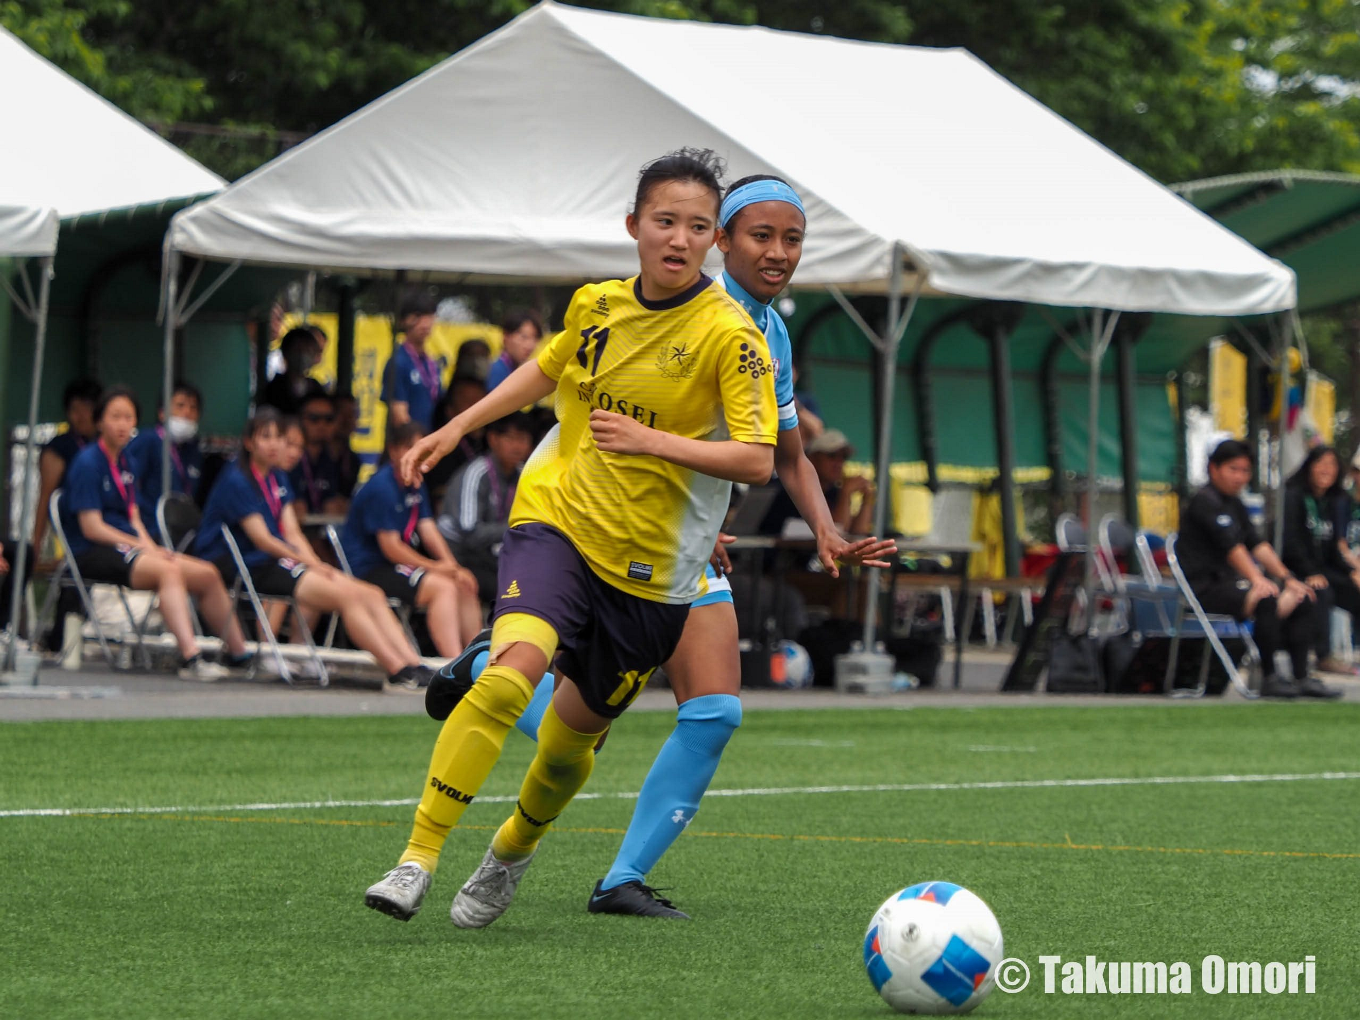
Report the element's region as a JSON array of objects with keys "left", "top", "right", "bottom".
[
  {"left": 168, "top": 1, "right": 1294, "bottom": 316},
  {"left": 0, "top": 26, "right": 223, "bottom": 226},
  {"left": 0, "top": 26, "right": 223, "bottom": 673},
  {"left": 0, "top": 206, "right": 58, "bottom": 258}
]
